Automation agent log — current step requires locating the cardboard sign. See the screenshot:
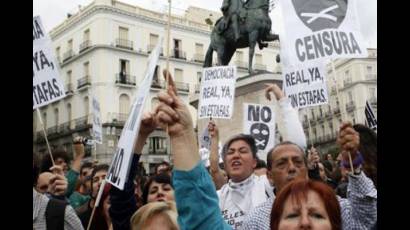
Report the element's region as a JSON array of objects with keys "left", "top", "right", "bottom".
[
  {"left": 106, "top": 37, "right": 163, "bottom": 190},
  {"left": 279, "top": 0, "right": 368, "bottom": 65},
  {"left": 33, "top": 16, "right": 65, "bottom": 109},
  {"left": 198, "top": 66, "right": 237, "bottom": 119},
  {"left": 243, "top": 103, "right": 276, "bottom": 162}
]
